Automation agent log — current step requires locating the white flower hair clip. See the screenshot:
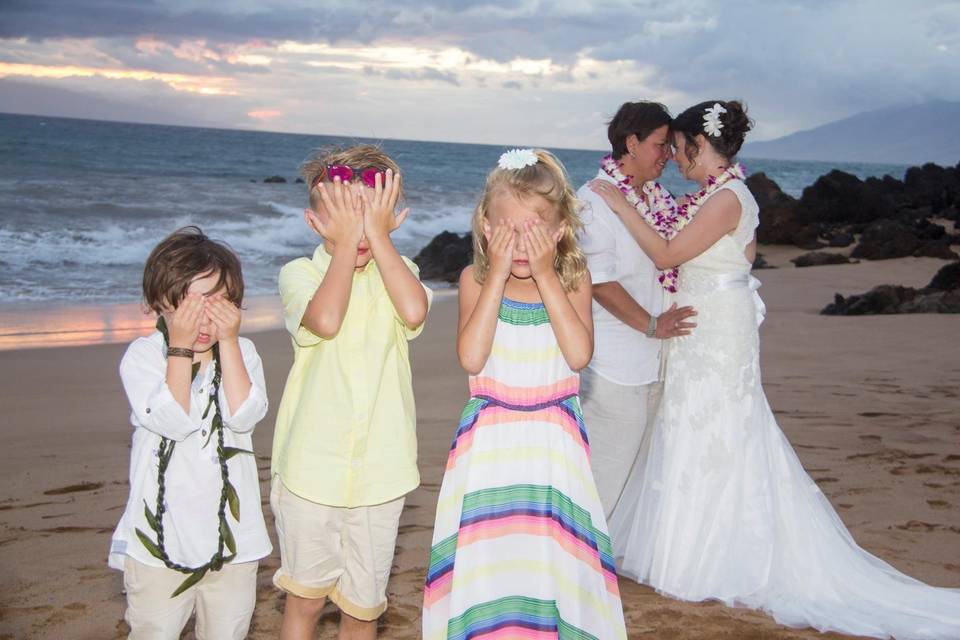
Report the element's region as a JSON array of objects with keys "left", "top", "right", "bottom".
[
  {"left": 703, "top": 103, "right": 727, "bottom": 137},
  {"left": 498, "top": 148, "right": 539, "bottom": 170}
]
